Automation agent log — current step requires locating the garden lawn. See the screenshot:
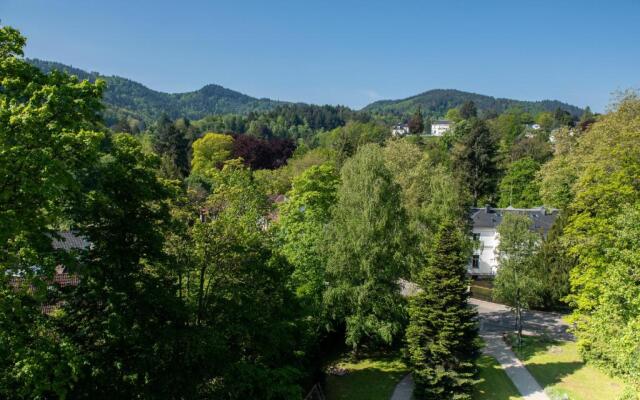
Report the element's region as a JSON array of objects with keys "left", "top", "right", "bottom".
[
  {"left": 323, "top": 353, "right": 408, "bottom": 400},
  {"left": 508, "top": 334, "right": 635, "bottom": 400},
  {"left": 472, "top": 355, "right": 522, "bottom": 400}
]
